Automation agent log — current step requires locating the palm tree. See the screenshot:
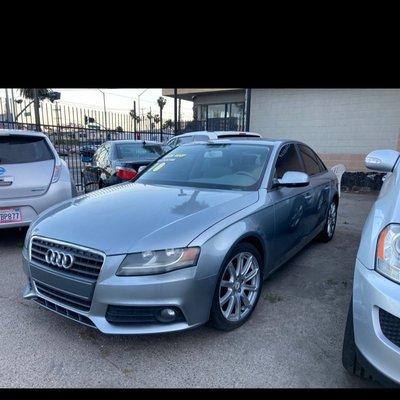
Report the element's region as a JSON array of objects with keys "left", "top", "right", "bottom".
[
  {"left": 157, "top": 96, "right": 167, "bottom": 132},
  {"left": 154, "top": 114, "right": 160, "bottom": 126},
  {"left": 146, "top": 111, "right": 153, "bottom": 130},
  {"left": 163, "top": 119, "right": 174, "bottom": 131},
  {"left": 19, "top": 89, "right": 54, "bottom": 101}
]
